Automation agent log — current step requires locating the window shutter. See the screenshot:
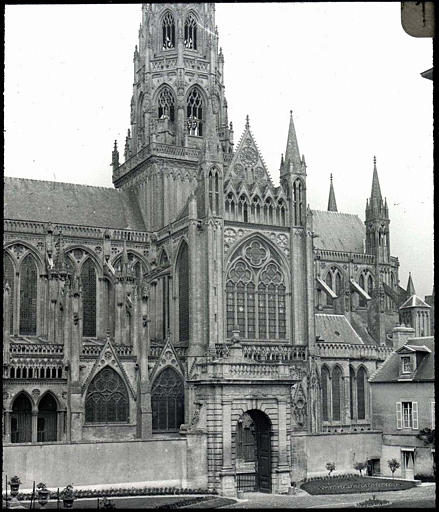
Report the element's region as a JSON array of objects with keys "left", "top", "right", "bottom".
[
  {"left": 396, "top": 402, "right": 402, "bottom": 429},
  {"left": 412, "top": 402, "right": 418, "bottom": 430}
]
